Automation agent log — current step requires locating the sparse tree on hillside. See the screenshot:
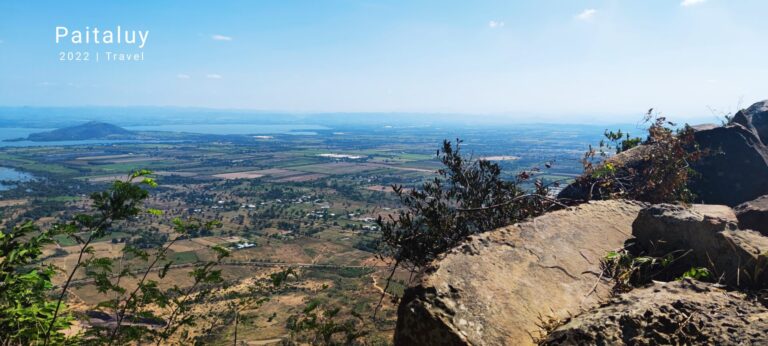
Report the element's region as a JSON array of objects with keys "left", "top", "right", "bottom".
[{"left": 0, "top": 170, "right": 296, "bottom": 345}]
